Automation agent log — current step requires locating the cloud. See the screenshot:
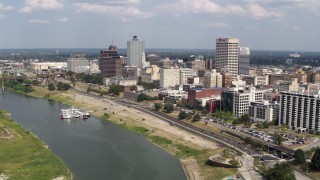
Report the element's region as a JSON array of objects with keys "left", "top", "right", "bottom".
[
  {"left": 29, "top": 19, "right": 51, "bottom": 23},
  {"left": 157, "top": 0, "right": 245, "bottom": 15},
  {"left": 0, "top": 14, "right": 5, "bottom": 19},
  {"left": 157, "top": 0, "right": 287, "bottom": 19},
  {"left": 0, "top": 3, "right": 15, "bottom": 11},
  {"left": 203, "top": 22, "right": 231, "bottom": 29},
  {"left": 56, "top": 17, "right": 69, "bottom": 22},
  {"left": 73, "top": 3, "right": 152, "bottom": 18},
  {"left": 20, "top": 0, "right": 64, "bottom": 13},
  {"left": 247, "top": 3, "right": 282, "bottom": 19}
]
